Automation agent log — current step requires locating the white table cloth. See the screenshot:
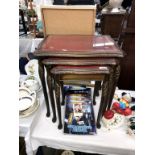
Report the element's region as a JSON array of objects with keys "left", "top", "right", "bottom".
[{"left": 22, "top": 89, "right": 135, "bottom": 155}]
